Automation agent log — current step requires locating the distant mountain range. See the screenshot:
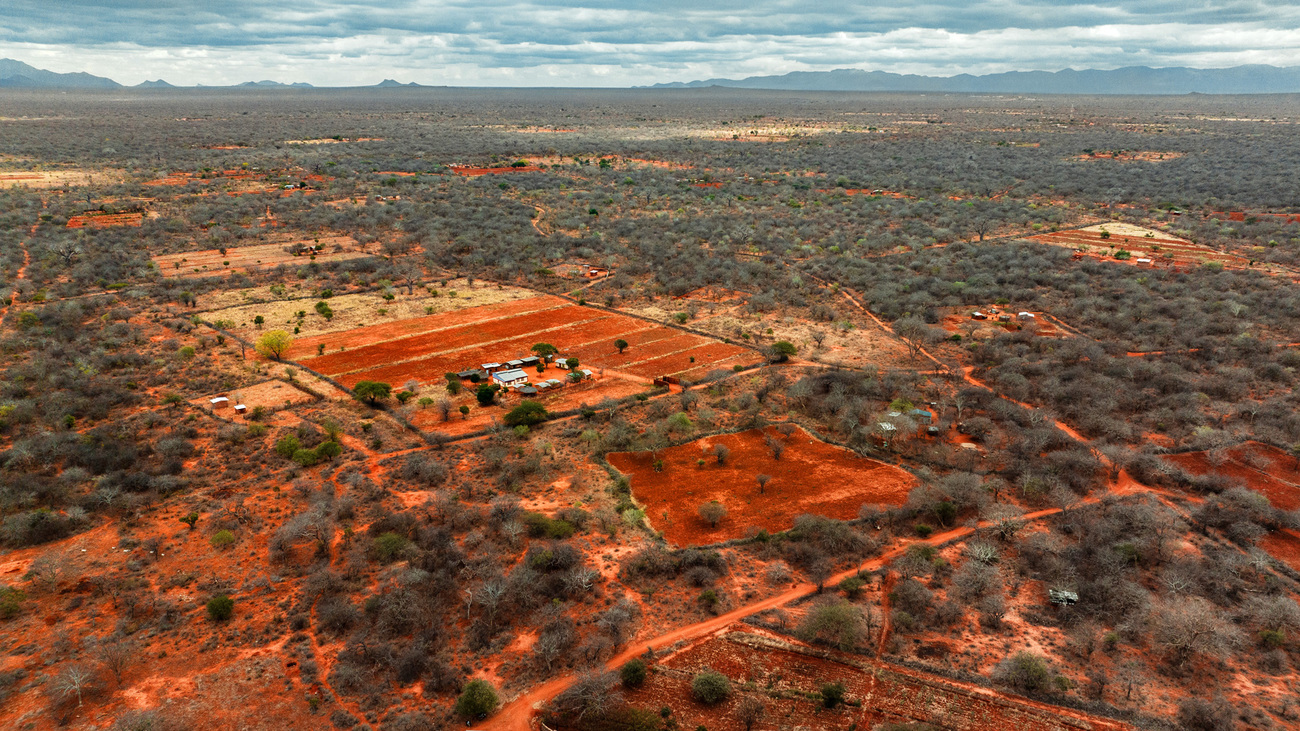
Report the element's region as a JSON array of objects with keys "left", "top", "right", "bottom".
[
  {"left": 0, "top": 58, "right": 121, "bottom": 89},
  {"left": 7, "top": 57, "right": 1300, "bottom": 94},
  {"left": 0, "top": 59, "right": 420, "bottom": 90},
  {"left": 648, "top": 65, "right": 1300, "bottom": 95}
]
